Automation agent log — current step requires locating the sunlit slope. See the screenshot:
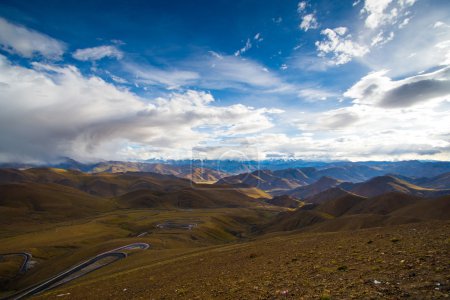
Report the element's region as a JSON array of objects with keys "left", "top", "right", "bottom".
[
  {"left": 90, "top": 161, "right": 228, "bottom": 182},
  {"left": 0, "top": 207, "right": 280, "bottom": 295},
  {"left": 344, "top": 175, "right": 449, "bottom": 198},
  {"left": 0, "top": 168, "right": 191, "bottom": 197},
  {"left": 0, "top": 168, "right": 270, "bottom": 214},
  {"left": 33, "top": 221, "right": 450, "bottom": 300},
  {"left": 118, "top": 187, "right": 267, "bottom": 209}
]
